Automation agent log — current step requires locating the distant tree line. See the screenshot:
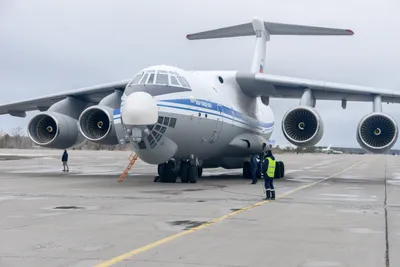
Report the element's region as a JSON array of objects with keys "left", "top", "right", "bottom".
[
  {"left": 0, "top": 127, "right": 33, "bottom": 149},
  {"left": 73, "top": 141, "right": 129, "bottom": 151},
  {"left": 272, "top": 145, "right": 318, "bottom": 154}
]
